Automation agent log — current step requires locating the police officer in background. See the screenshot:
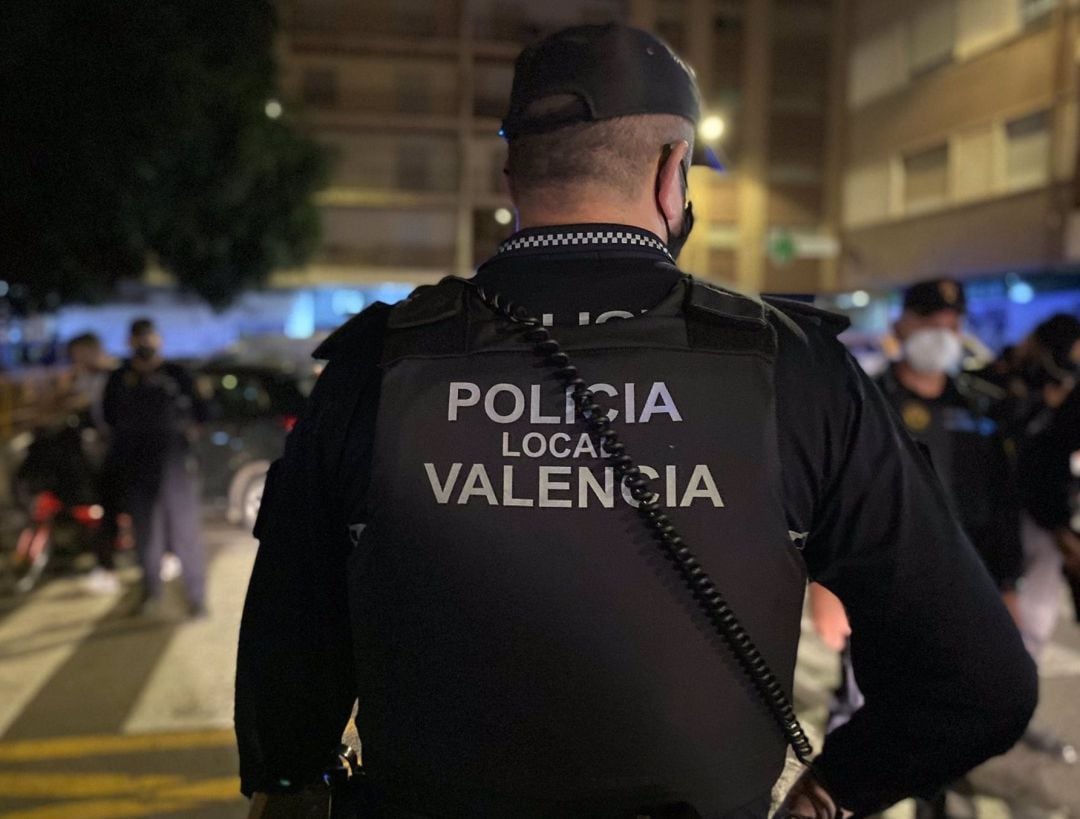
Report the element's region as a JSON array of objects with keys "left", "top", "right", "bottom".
[
  {"left": 102, "top": 318, "right": 208, "bottom": 618},
  {"left": 878, "top": 279, "right": 1023, "bottom": 605},
  {"left": 236, "top": 24, "right": 1035, "bottom": 819},
  {"left": 811, "top": 279, "right": 1029, "bottom": 814}
]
